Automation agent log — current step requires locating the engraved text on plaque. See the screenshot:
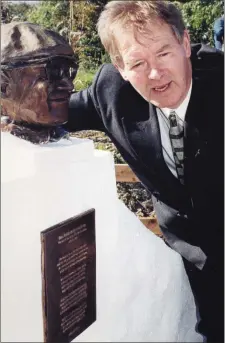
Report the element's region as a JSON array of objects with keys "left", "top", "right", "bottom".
[{"left": 41, "top": 209, "right": 96, "bottom": 343}]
